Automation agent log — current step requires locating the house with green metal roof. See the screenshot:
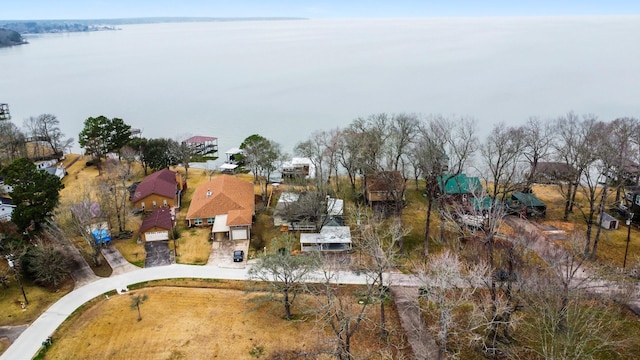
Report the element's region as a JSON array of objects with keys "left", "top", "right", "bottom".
[
  {"left": 507, "top": 192, "right": 547, "bottom": 218},
  {"left": 437, "top": 174, "right": 482, "bottom": 202}
]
